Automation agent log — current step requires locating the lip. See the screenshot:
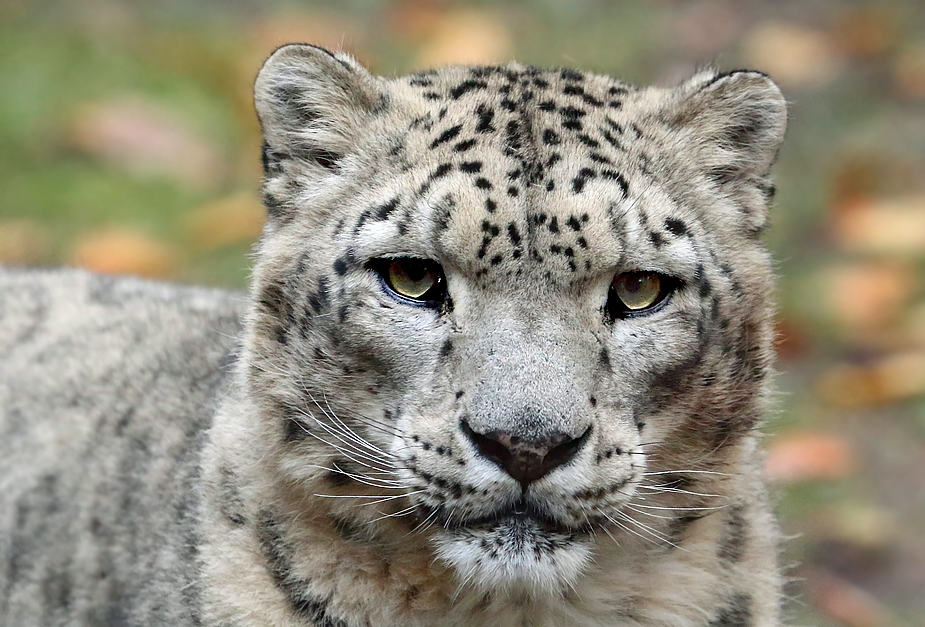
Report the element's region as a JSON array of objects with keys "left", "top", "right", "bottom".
[{"left": 441, "top": 499, "right": 582, "bottom": 536}]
